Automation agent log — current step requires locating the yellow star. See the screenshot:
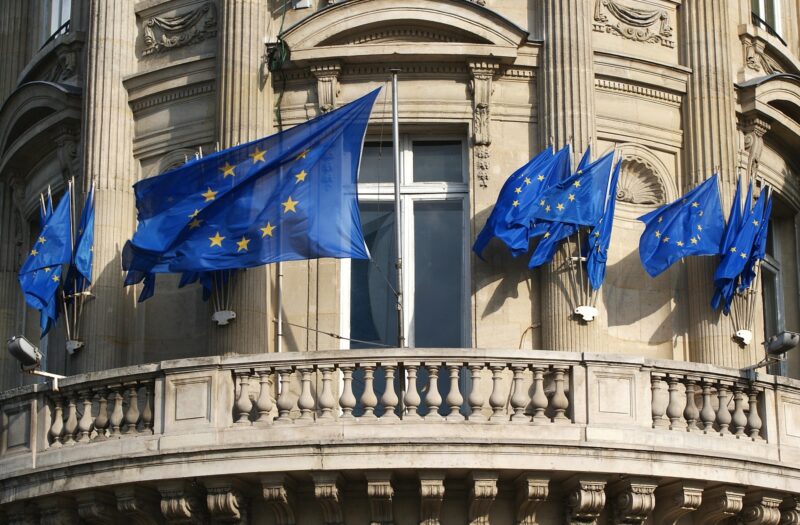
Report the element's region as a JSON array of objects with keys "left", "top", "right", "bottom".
[
  {"left": 260, "top": 223, "right": 275, "bottom": 237},
  {"left": 220, "top": 163, "right": 236, "bottom": 178},
  {"left": 249, "top": 148, "right": 266, "bottom": 163},
  {"left": 663, "top": 237, "right": 670, "bottom": 243},
  {"left": 697, "top": 225, "right": 703, "bottom": 231},
  {"left": 740, "top": 252, "right": 747, "bottom": 259},
  {"left": 539, "top": 199, "right": 546, "bottom": 206},
  {"left": 295, "top": 148, "right": 310, "bottom": 160},
  {"left": 52, "top": 274, "right": 59, "bottom": 282},
  {"left": 594, "top": 231, "right": 600, "bottom": 237},
  {"left": 753, "top": 219, "right": 759, "bottom": 226},
  {"left": 514, "top": 187, "right": 522, "bottom": 194},
  {"left": 209, "top": 232, "right": 225, "bottom": 247},
  {"left": 676, "top": 241, "right": 684, "bottom": 247},
  {"left": 236, "top": 236, "right": 250, "bottom": 252},
  {"left": 544, "top": 232, "right": 551, "bottom": 239},
  {"left": 573, "top": 180, "right": 581, "bottom": 188},
  {"left": 699, "top": 211, "right": 704, "bottom": 217},
  {"left": 545, "top": 205, "right": 551, "bottom": 213},
  {"left": 524, "top": 177, "right": 532, "bottom": 185},
  {"left": 657, "top": 216, "right": 663, "bottom": 223},
  {"left": 692, "top": 202, "right": 699, "bottom": 208},
  {"left": 568, "top": 194, "right": 575, "bottom": 202},
  {"left": 577, "top": 169, "right": 583, "bottom": 175},
  {"left": 537, "top": 175, "right": 544, "bottom": 182},
  {"left": 38, "top": 236, "right": 46, "bottom": 244},
  {"left": 690, "top": 237, "right": 698, "bottom": 245},
  {"left": 512, "top": 200, "right": 520, "bottom": 207},
  {"left": 655, "top": 230, "right": 661, "bottom": 238},
  {"left": 295, "top": 170, "right": 307, "bottom": 183},
  {"left": 188, "top": 218, "right": 202, "bottom": 229},
  {"left": 189, "top": 209, "right": 201, "bottom": 219},
  {"left": 201, "top": 187, "right": 218, "bottom": 202},
  {"left": 282, "top": 196, "right": 299, "bottom": 213},
  {"left": 44, "top": 267, "right": 51, "bottom": 273},
  {"left": 556, "top": 203, "right": 565, "bottom": 211},
  {"left": 730, "top": 247, "right": 737, "bottom": 253},
  {"left": 30, "top": 249, "right": 38, "bottom": 256}
]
